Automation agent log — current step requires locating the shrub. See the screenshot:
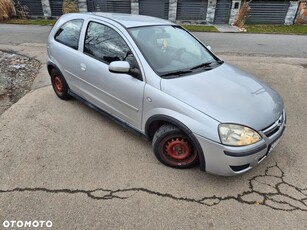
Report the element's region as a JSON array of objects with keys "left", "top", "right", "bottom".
[
  {"left": 62, "top": 0, "right": 79, "bottom": 14},
  {"left": 233, "top": 0, "right": 252, "bottom": 29},
  {"left": 295, "top": 2, "right": 307, "bottom": 25},
  {"left": 0, "top": 0, "right": 15, "bottom": 20},
  {"left": 14, "top": 0, "right": 29, "bottom": 19}
]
